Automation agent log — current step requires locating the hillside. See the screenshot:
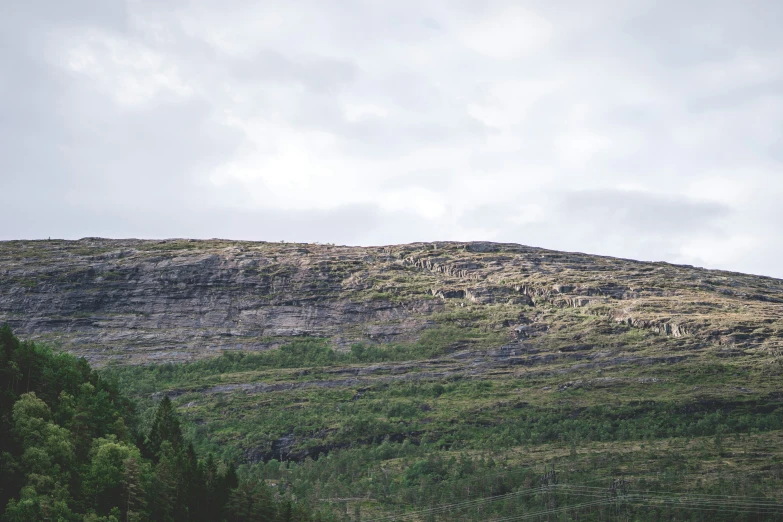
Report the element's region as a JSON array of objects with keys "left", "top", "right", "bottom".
[
  {"left": 2, "top": 238, "right": 783, "bottom": 519},
  {"left": 3, "top": 238, "right": 782, "bottom": 364}
]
